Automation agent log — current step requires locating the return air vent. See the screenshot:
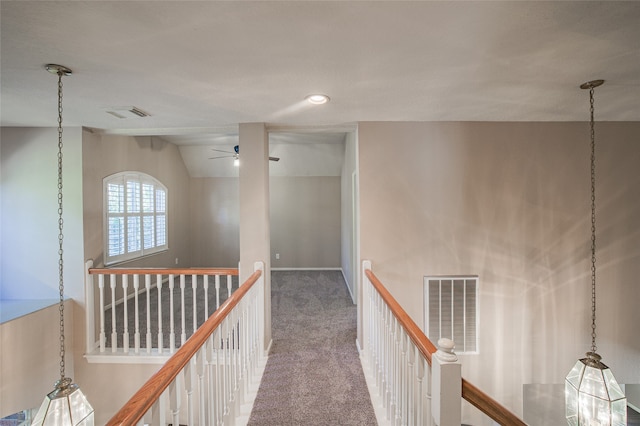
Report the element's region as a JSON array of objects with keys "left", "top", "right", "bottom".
[{"left": 105, "top": 106, "right": 151, "bottom": 119}]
